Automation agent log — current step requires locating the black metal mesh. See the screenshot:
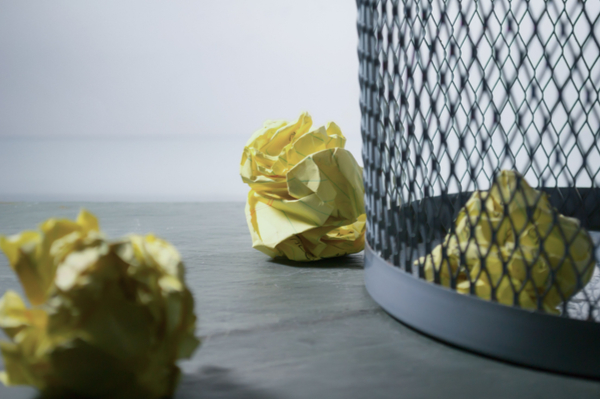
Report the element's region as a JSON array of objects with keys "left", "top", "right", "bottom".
[{"left": 358, "top": 0, "right": 600, "bottom": 320}]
